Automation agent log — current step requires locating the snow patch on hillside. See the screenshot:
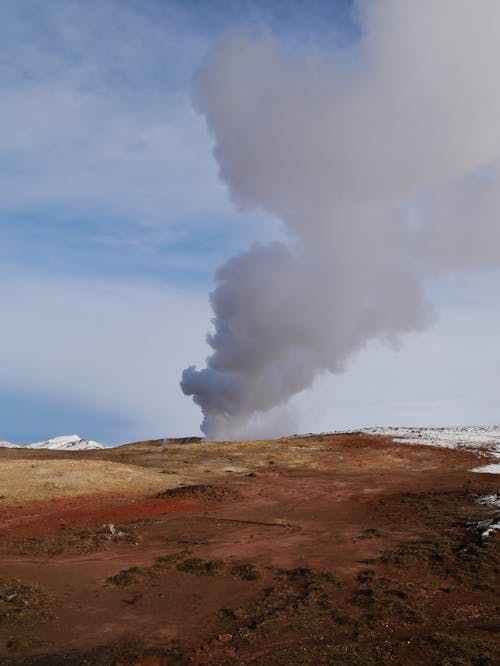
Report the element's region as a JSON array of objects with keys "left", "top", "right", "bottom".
[
  {"left": 471, "top": 462, "right": 500, "bottom": 475},
  {"left": 361, "top": 425, "right": 500, "bottom": 473}
]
